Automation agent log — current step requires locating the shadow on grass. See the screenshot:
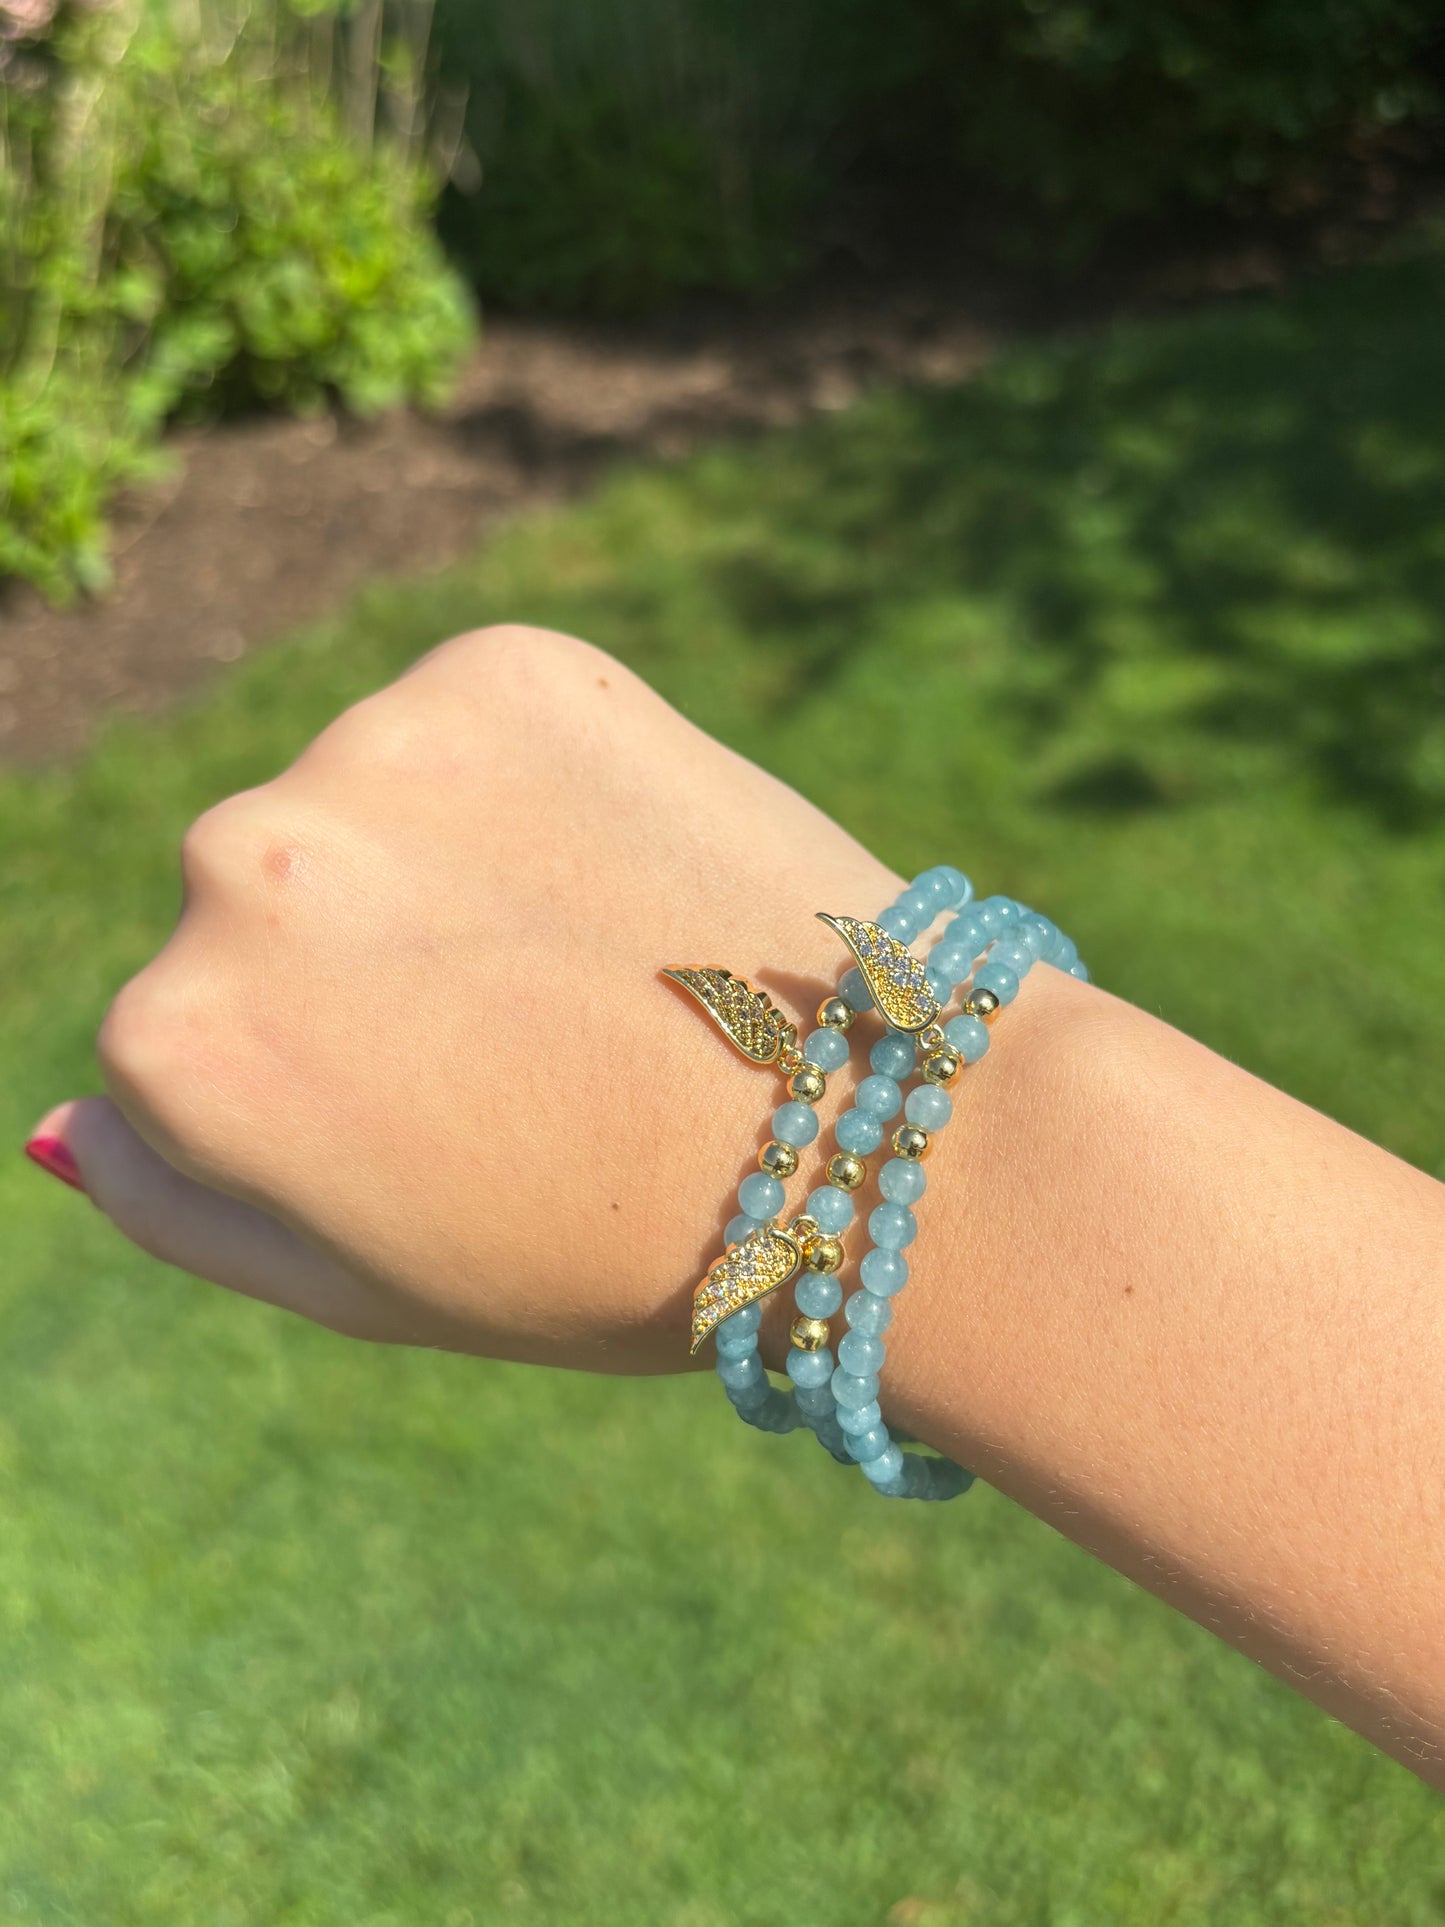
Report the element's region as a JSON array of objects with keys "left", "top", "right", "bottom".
[{"left": 702, "top": 248, "right": 1445, "bottom": 830}]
